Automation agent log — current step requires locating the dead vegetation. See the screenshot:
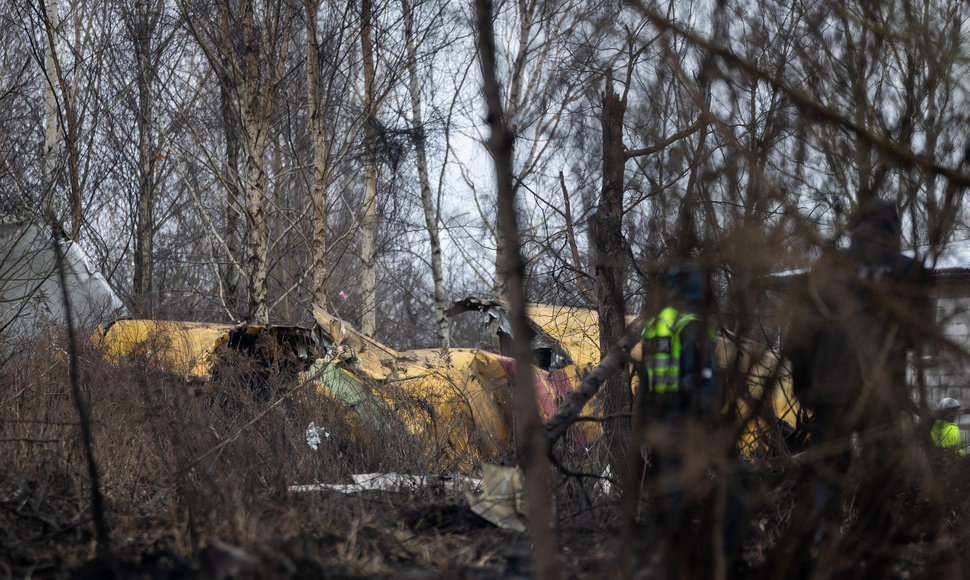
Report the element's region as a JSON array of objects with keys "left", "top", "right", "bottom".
[
  {"left": 5, "top": 324, "right": 970, "bottom": 579},
  {"left": 0, "top": 333, "right": 435, "bottom": 578},
  {"left": 0, "top": 330, "right": 614, "bottom": 578}
]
